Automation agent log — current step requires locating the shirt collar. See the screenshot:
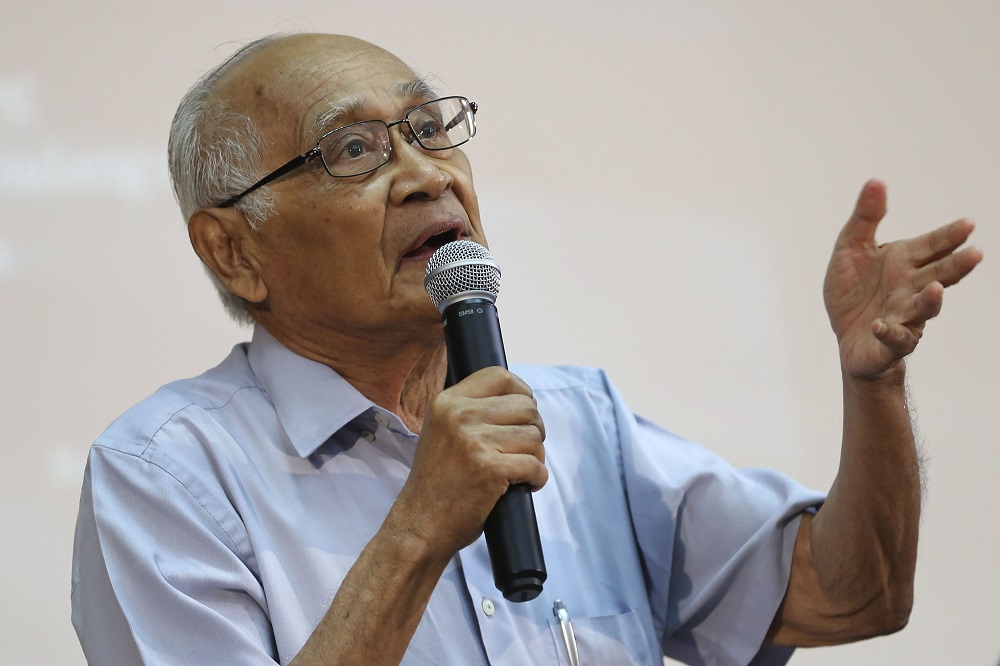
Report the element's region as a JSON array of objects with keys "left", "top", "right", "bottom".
[{"left": 247, "top": 325, "right": 375, "bottom": 458}]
